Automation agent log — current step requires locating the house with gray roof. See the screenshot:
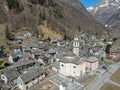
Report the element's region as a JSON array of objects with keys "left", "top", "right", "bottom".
[
  {"left": 8, "top": 53, "right": 22, "bottom": 63},
  {"left": 109, "top": 46, "right": 120, "bottom": 59},
  {"left": 1, "top": 67, "right": 20, "bottom": 86},
  {"left": 110, "top": 46, "right": 120, "bottom": 53},
  {"left": 85, "top": 57, "right": 99, "bottom": 63},
  {"left": 1, "top": 60, "right": 45, "bottom": 87},
  {"left": 84, "top": 57, "right": 99, "bottom": 71},
  {"left": 17, "top": 67, "right": 46, "bottom": 90}
]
